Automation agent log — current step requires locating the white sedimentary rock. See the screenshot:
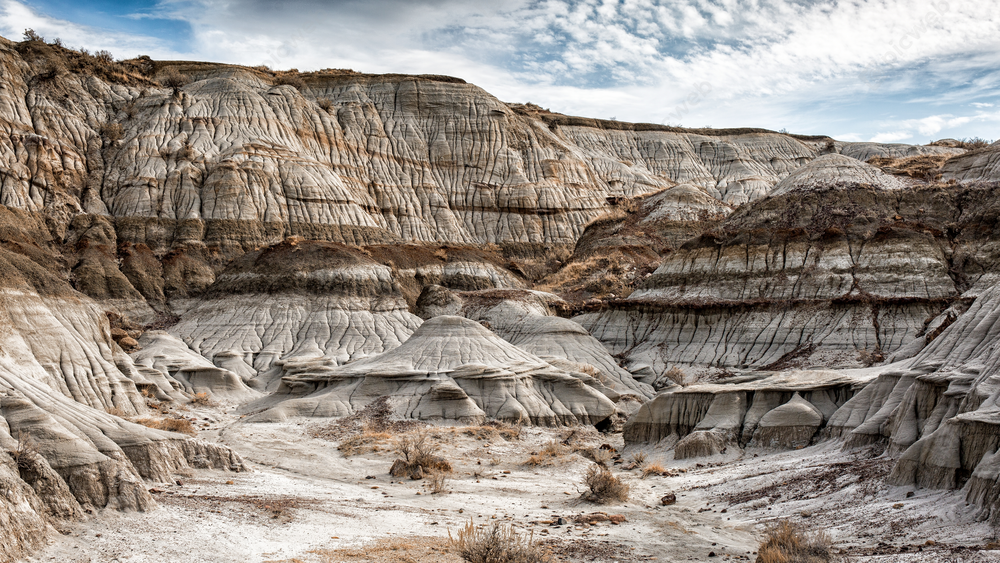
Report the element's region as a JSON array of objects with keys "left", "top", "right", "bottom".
[
  {"left": 941, "top": 144, "right": 1000, "bottom": 183},
  {"left": 131, "top": 331, "right": 260, "bottom": 401},
  {"left": 249, "top": 315, "right": 617, "bottom": 426},
  {"left": 768, "top": 154, "right": 910, "bottom": 196},
  {"left": 623, "top": 370, "right": 868, "bottom": 455},
  {"left": 838, "top": 142, "right": 963, "bottom": 162}
]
